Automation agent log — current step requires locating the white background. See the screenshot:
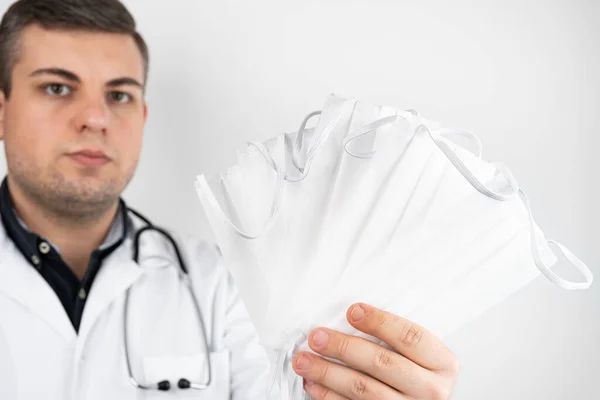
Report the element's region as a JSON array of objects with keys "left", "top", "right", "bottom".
[{"left": 1, "top": 0, "right": 598, "bottom": 398}]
